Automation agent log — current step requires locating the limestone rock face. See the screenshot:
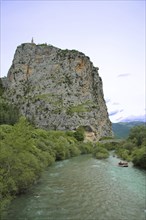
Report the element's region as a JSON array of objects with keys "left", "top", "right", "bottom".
[{"left": 3, "top": 43, "right": 112, "bottom": 140}]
